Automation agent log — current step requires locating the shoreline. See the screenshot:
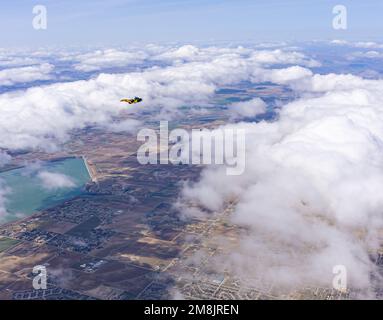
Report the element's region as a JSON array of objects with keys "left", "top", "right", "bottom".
[{"left": 81, "top": 155, "right": 97, "bottom": 183}]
